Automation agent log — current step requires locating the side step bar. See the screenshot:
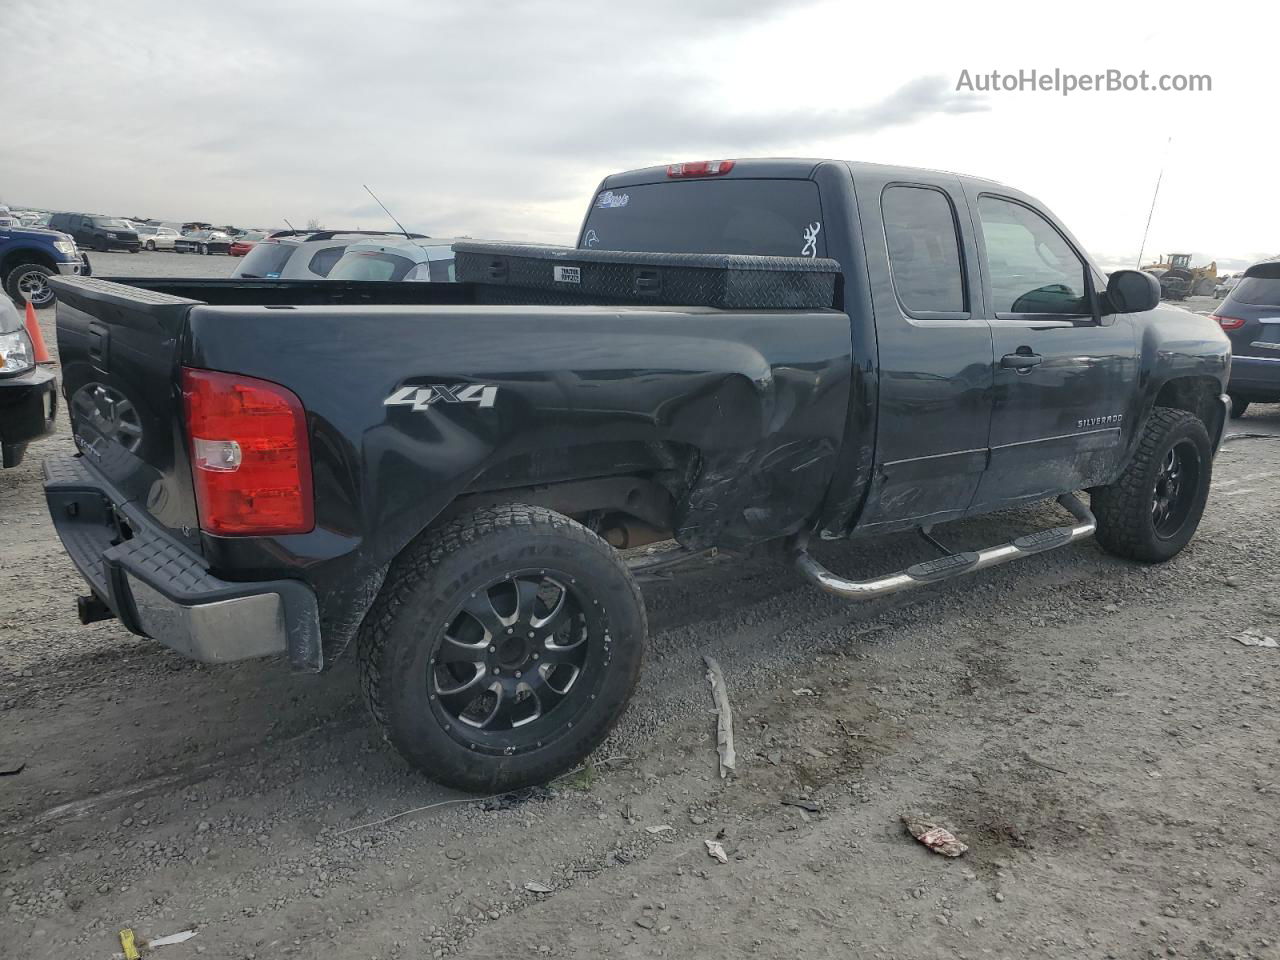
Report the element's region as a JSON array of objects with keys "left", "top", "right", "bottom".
[{"left": 794, "top": 493, "right": 1096, "bottom": 600}]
